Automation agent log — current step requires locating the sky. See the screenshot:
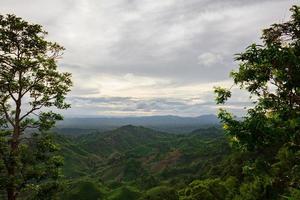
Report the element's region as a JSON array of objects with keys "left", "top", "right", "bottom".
[{"left": 0, "top": 0, "right": 298, "bottom": 117}]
